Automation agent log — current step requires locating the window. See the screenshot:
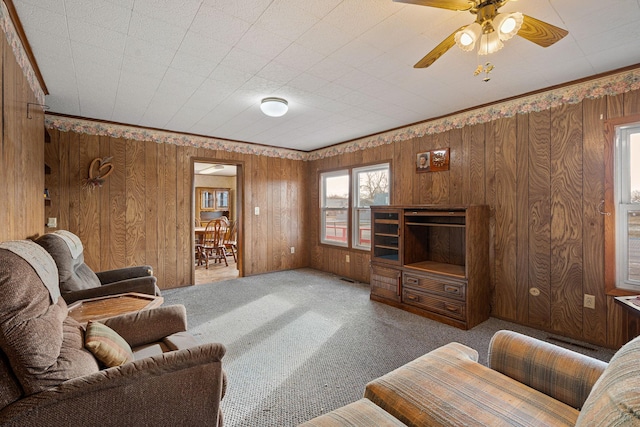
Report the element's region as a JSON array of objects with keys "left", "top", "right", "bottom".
[
  {"left": 320, "top": 163, "right": 390, "bottom": 249},
  {"left": 320, "top": 170, "right": 349, "bottom": 247},
  {"left": 616, "top": 124, "right": 640, "bottom": 291},
  {"left": 353, "top": 164, "right": 390, "bottom": 249}
]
